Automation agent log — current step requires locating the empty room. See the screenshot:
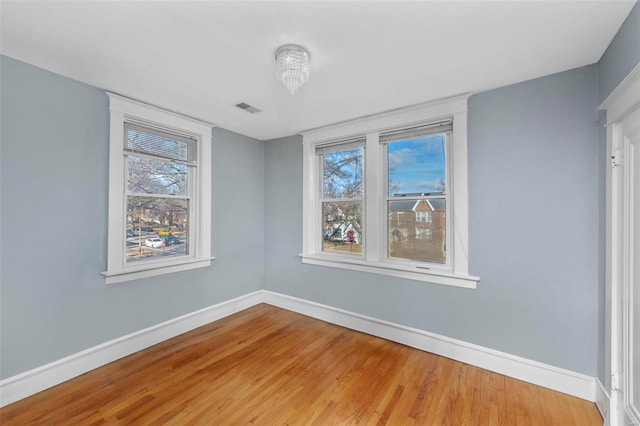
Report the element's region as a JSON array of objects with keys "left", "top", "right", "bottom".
[{"left": 1, "top": 1, "right": 639, "bottom": 425}]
